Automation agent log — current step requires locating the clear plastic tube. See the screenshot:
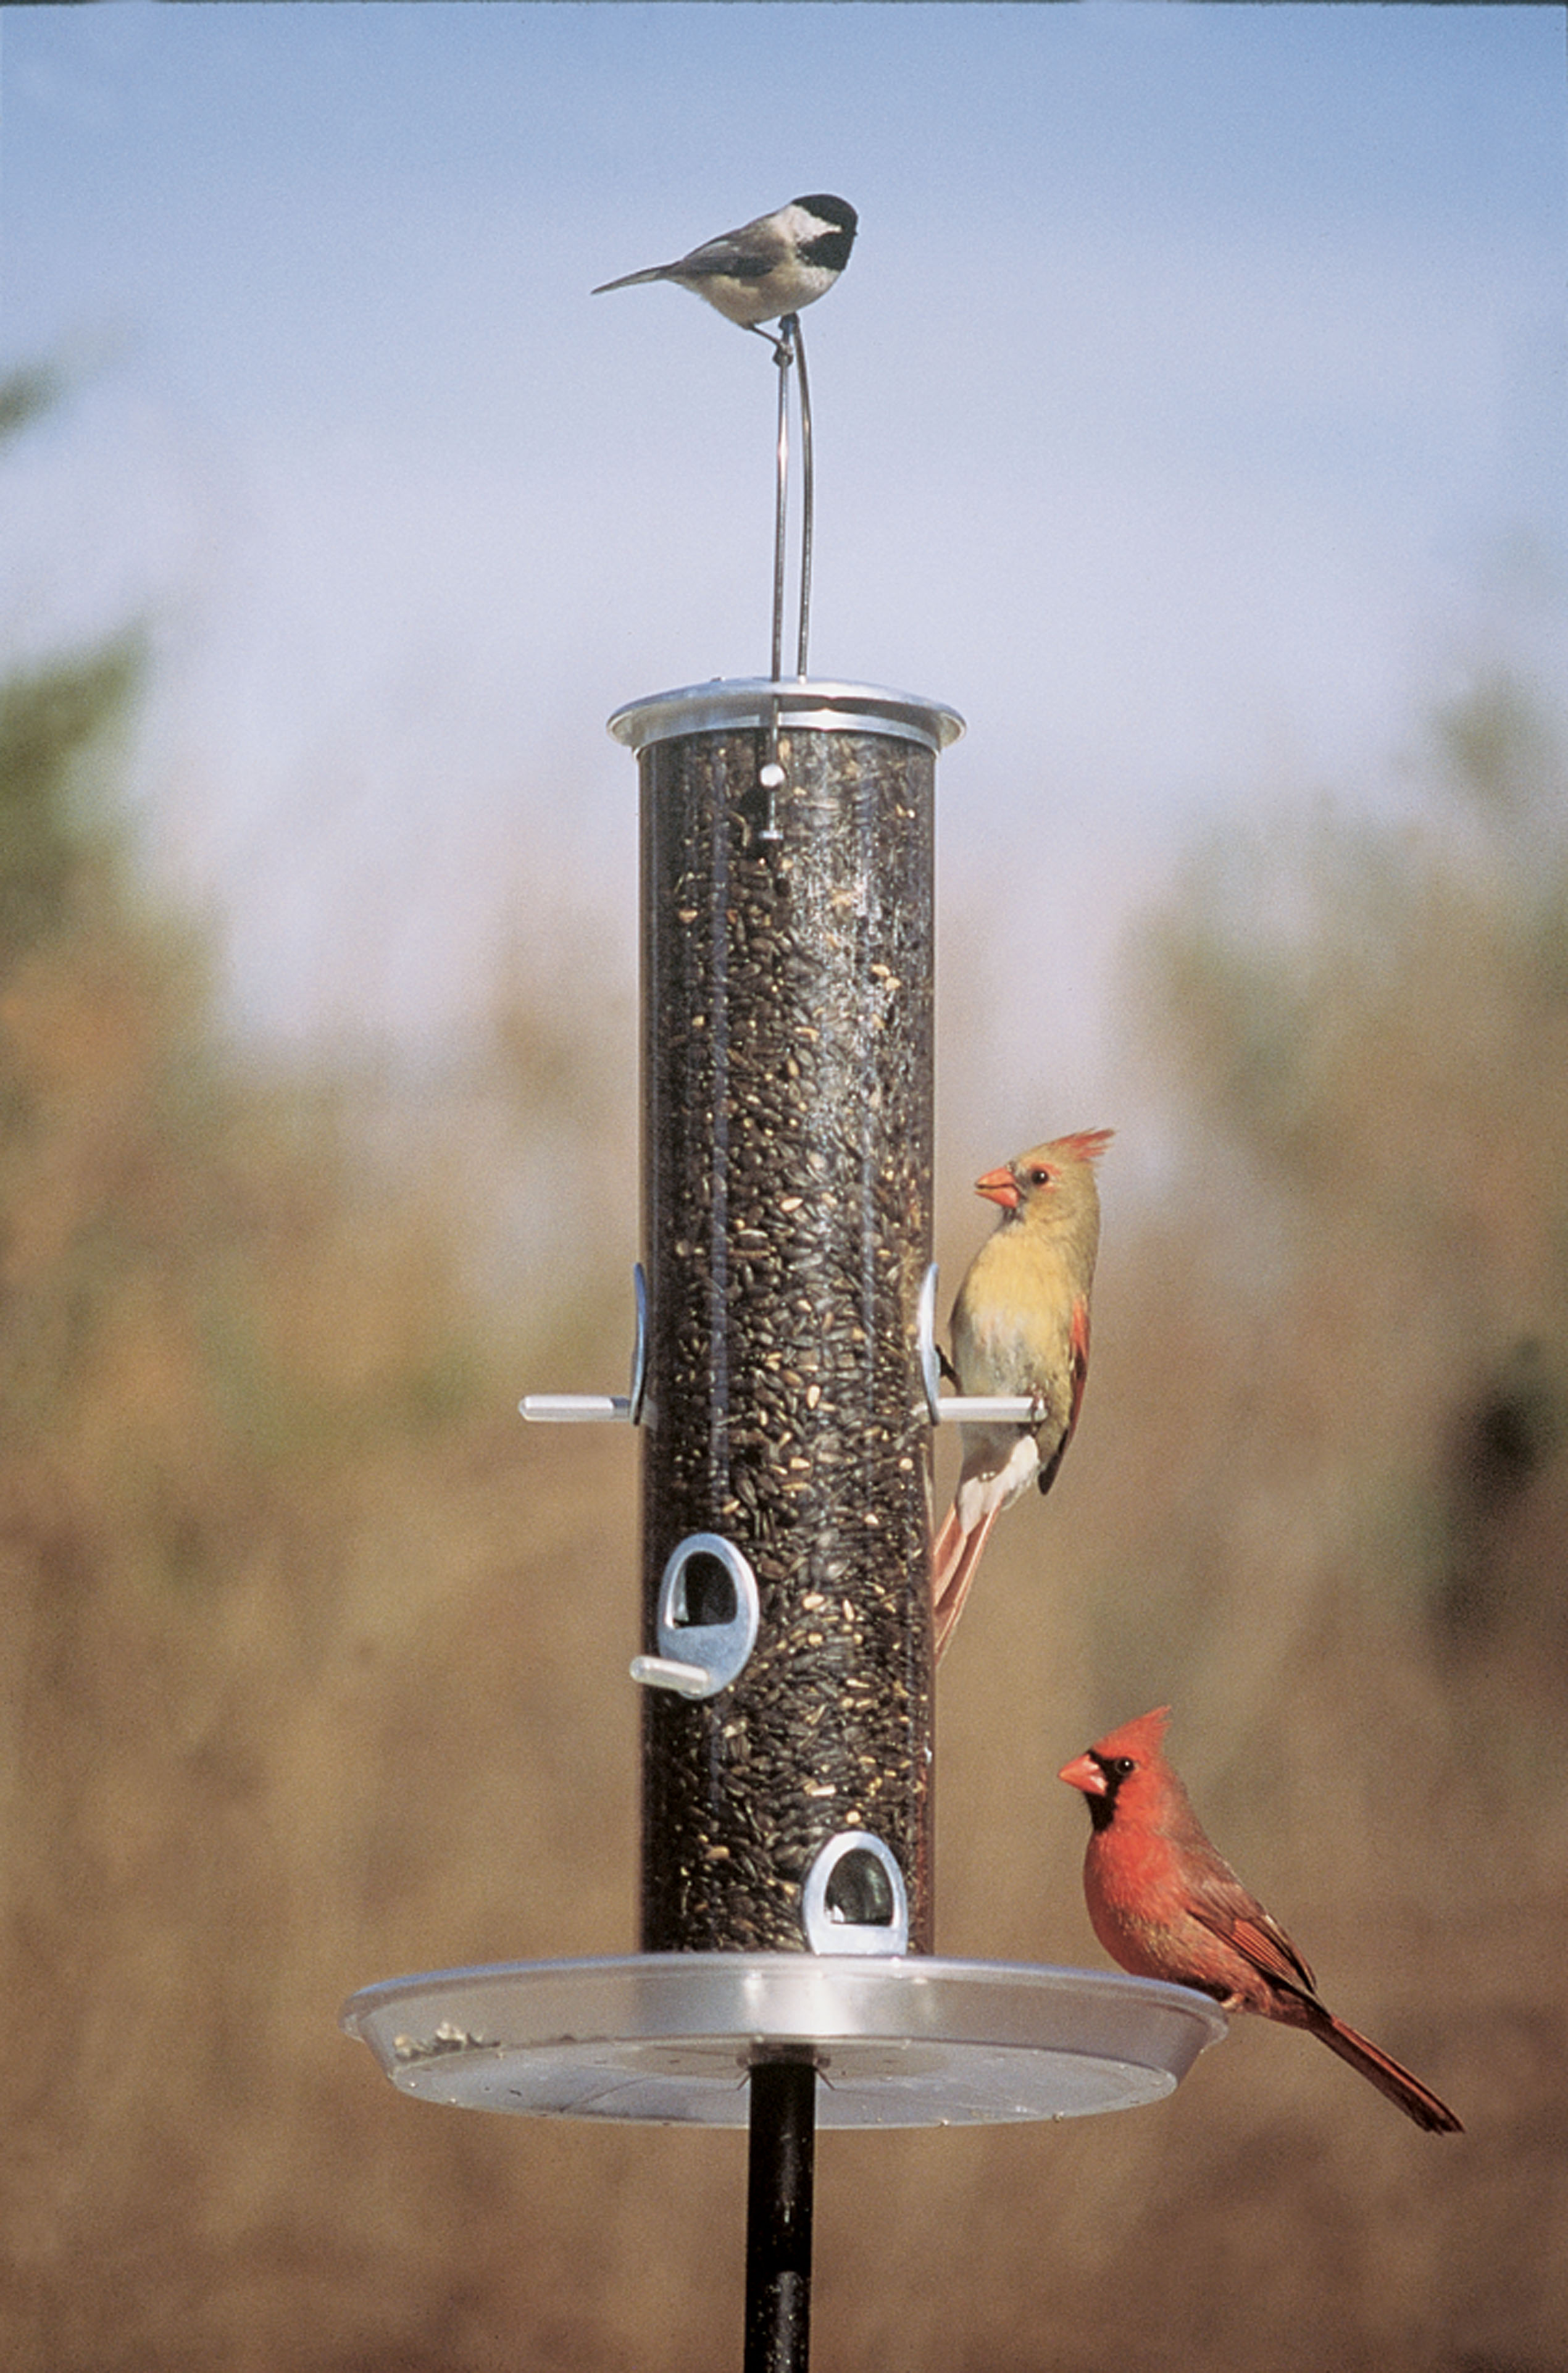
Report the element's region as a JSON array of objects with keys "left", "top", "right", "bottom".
[{"left": 637, "top": 706, "right": 938, "bottom": 1952}]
